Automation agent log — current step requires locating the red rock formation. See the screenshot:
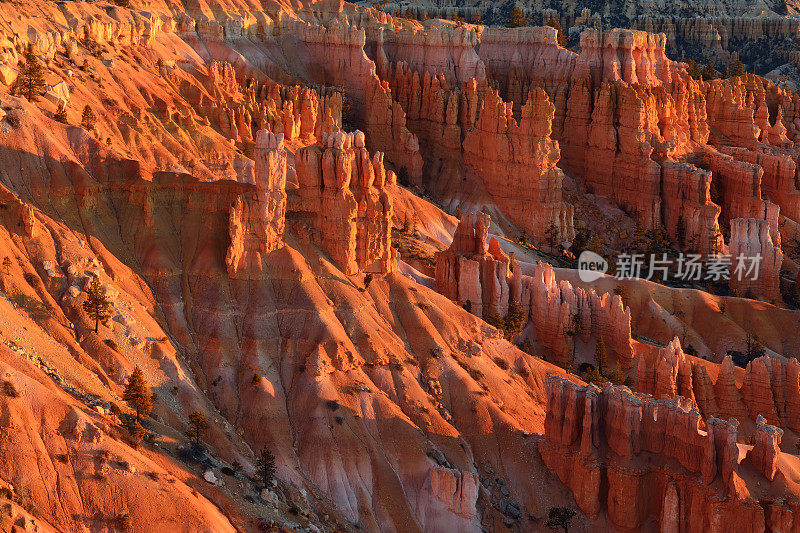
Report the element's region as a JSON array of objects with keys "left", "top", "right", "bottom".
[
  {"left": 637, "top": 340, "right": 800, "bottom": 434},
  {"left": 198, "top": 62, "right": 342, "bottom": 146},
  {"left": 226, "top": 131, "right": 286, "bottom": 278},
  {"left": 786, "top": 359, "right": 800, "bottom": 434},
  {"left": 748, "top": 414, "right": 783, "bottom": 481},
  {"left": 373, "top": 20, "right": 485, "bottom": 87},
  {"left": 727, "top": 145, "right": 800, "bottom": 222},
  {"left": 574, "top": 28, "right": 686, "bottom": 87},
  {"left": 729, "top": 218, "right": 783, "bottom": 301},
  {"left": 704, "top": 78, "right": 760, "bottom": 148},
  {"left": 661, "top": 160, "right": 722, "bottom": 255},
  {"left": 462, "top": 87, "right": 574, "bottom": 242},
  {"left": 385, "top": 62, "right": 574, "bottom": 242},
  {"left": 290, "top": 131, "right": 395, "bottom": 275},
  {"left": 543, "top": 374, "right": 795, "bottom": 529},
  {"left": 525, "top": 262, "right": 634, "bottom": 368},
  {"left": 742, "top": 356, "right": 781, "bottom": 426},
  {"left": 434, "top": 212, "right": 514, "bottom": 317},
  {"left": 284, "top": 16, "right": 424, "bottom": 183}
]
